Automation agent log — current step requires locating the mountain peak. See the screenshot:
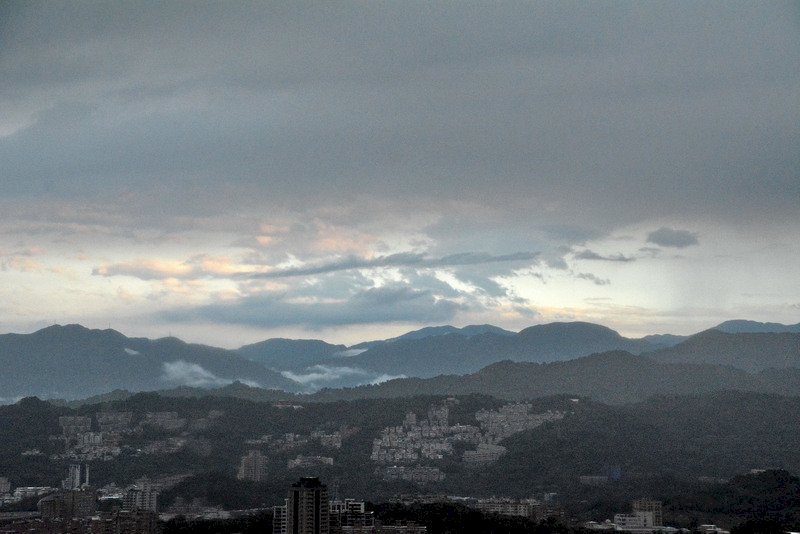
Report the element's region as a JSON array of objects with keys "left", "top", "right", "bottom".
[
  {"left": 518, "top": 321, "right": 621, "bottom": 338},
  {"left": 714, "top": 320, "right": 800, "bottom": 334},
  {"left": 35, "top": 323, "right": 91, "bottom": 334}
]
